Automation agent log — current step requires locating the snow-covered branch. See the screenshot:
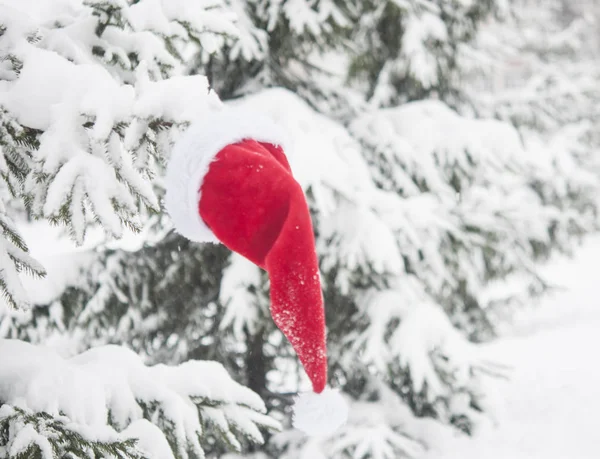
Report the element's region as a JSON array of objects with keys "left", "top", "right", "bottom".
[{"left": 0, "top": 340, "right": 281, "bottom": 458}]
